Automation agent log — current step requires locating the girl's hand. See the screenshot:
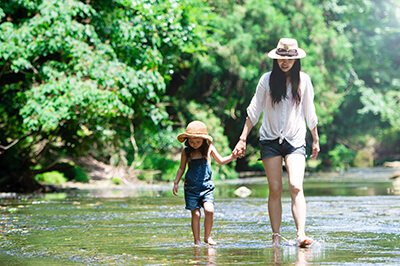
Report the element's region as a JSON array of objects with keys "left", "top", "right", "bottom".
[
  {"left": 173, "top": 183, "right": 179, "bottom": 196},
  {"left": 233, "top": 139, "right": 246, "bottom": 158}
]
